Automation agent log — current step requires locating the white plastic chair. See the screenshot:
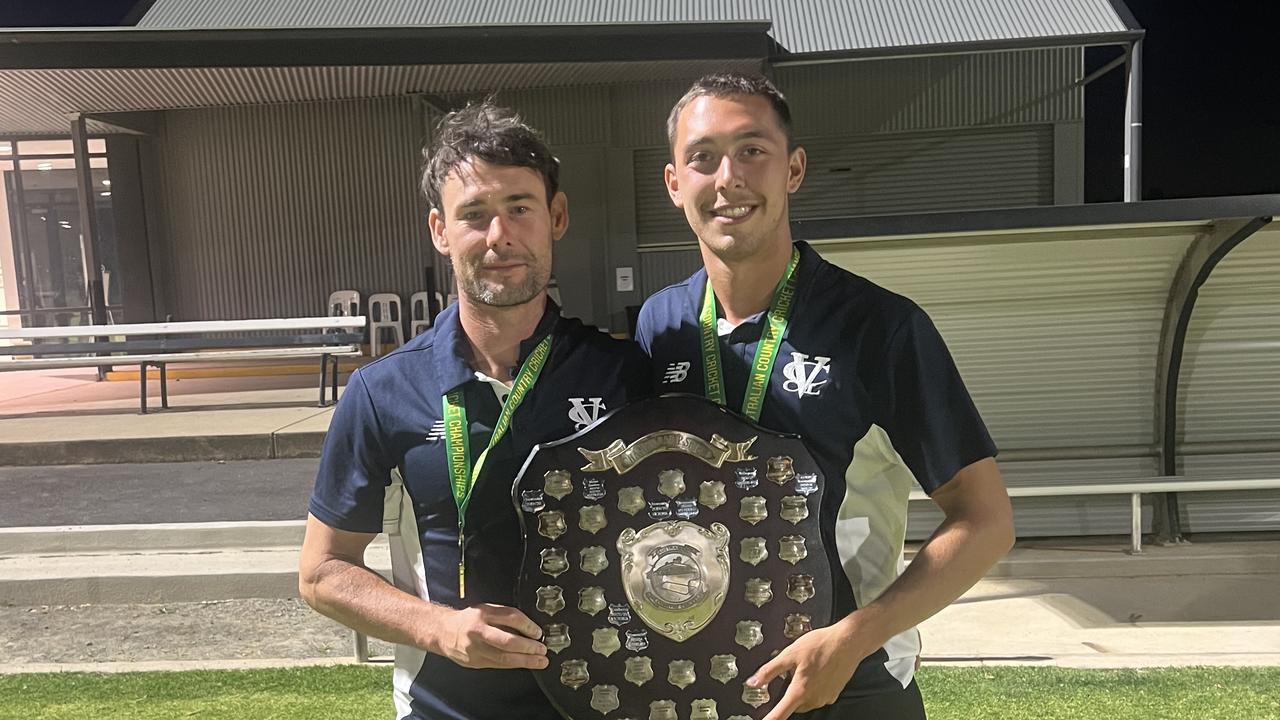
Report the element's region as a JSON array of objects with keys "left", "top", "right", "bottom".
[
  {"left": 368, "top": 293, "right": 405, "bottom": 357},
  {"left": 327, "top": 290, "right": 360, "bottom": 317},
  {"left": 409, "top": 291, "right": 433, "bottom": 337}
]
